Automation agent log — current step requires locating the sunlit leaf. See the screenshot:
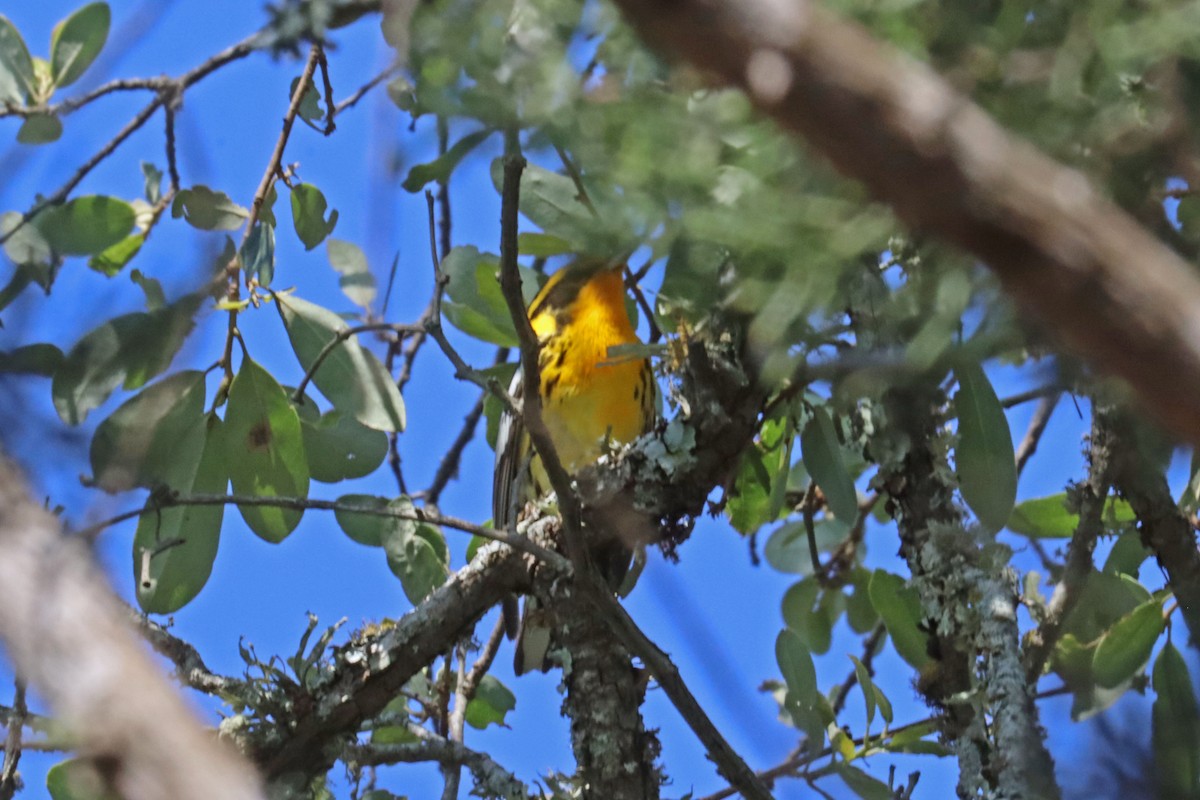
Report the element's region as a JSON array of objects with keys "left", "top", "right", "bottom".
[
  {"left": 728, "top": 415, "right": 794, "bottom": 534},
  {"left": 0, "top": 14, "right": 35, "bottom": 104},
  {"left": 290, "top": 182, "right": 338, "bottom": 250},
  {"left": 277, "top": 293, "right": 405, "bottom": 432},
  {"left": 223, "top": 357, "right": 308, "bottom": 542},
  {"left": 38, "top": 195, "right": 136, "bottom": 256},
  {"left": 868, "top": 570, "right": 931, "bottom": 669},
  {"left": 88, "top": 233, "right": 143, "bottom": 276},
  {"left": 50, "top": 2, "right": 110, "bottom": 88},
  {"left": 465, "top": 675, "right": 516, "bottom": 729},
  {"left": 954, "top": 360, "right": 1016, "bottom": 532},
  {"left": 171, "top": 185, "right": 249, "bottom": 231},
  {"left": 1092, "top": 599, "right": 1164, "bottom": 688}
]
